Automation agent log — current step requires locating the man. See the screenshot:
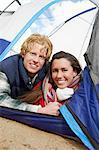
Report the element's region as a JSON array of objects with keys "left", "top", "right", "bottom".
[{"left": 0, "top": 34, "right": 61, "bottom": 115}]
